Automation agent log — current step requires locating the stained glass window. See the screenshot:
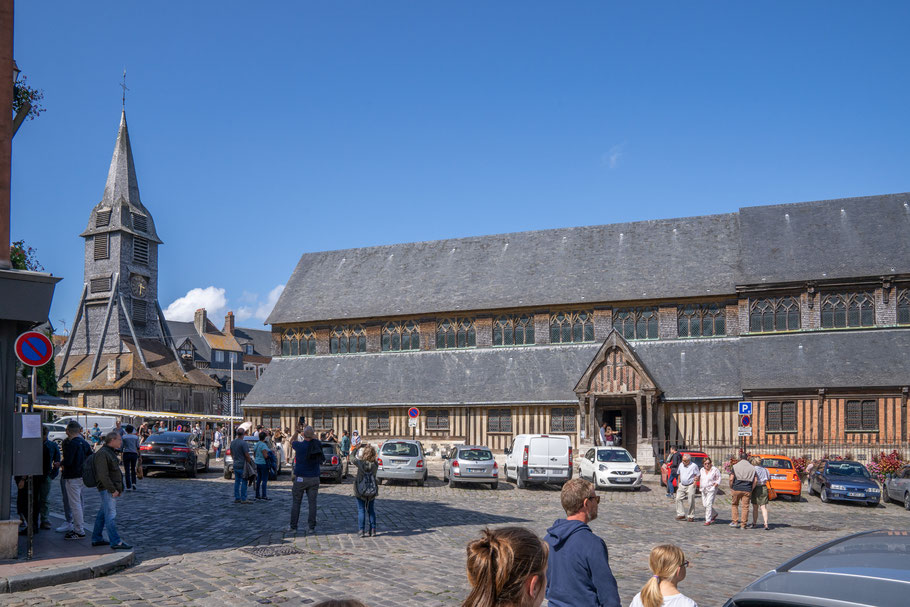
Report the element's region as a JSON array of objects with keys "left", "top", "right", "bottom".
[
  {"left": 550, "top": 311, "right": 594, "bottom": 343},
  {"left": 436, "top": 318, "right": 476, "bottom": 349},
  {"left": 678, "top": 304, "right": 726, "bottom": 337},
  {"left": 382, "top": 321, "right": 420, "bottom": 351},
  {"left": 493, "top": 315, "right": 535, "bottom": 346},
  {"left": 613, "top": 308, "right": 658, "bottom": 340},
  {"left": 749, "top": 297, "right": 800, "bottom": 332},
  {"left": 821, "top": 292, "right": 874, "bottom": 328},
  {"left": 330, "top": 325, "right": 367, "bottom": 354}
]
